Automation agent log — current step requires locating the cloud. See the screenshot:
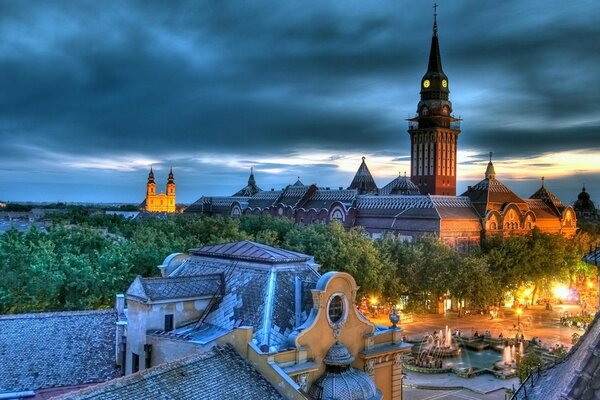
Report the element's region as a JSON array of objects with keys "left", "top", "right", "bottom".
[{"left": 0, "top": 1, "right": 598, "bottom": 204}]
